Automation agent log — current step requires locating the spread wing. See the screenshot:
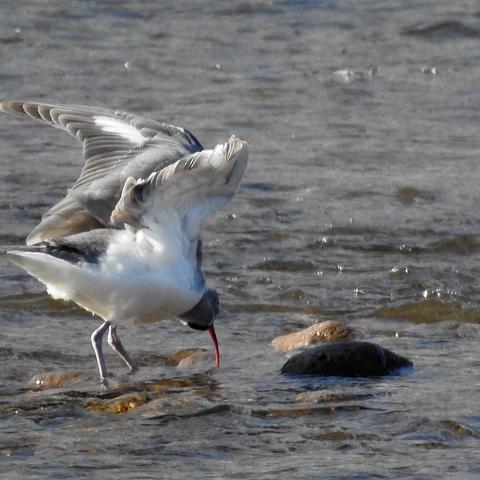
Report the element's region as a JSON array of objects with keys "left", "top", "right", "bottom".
[
  {"left": 0, "top": 101, "right": 203, "bottom": 244},
  {"left": 110, "top": 136, "right": 248, "bottom": 240}
]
